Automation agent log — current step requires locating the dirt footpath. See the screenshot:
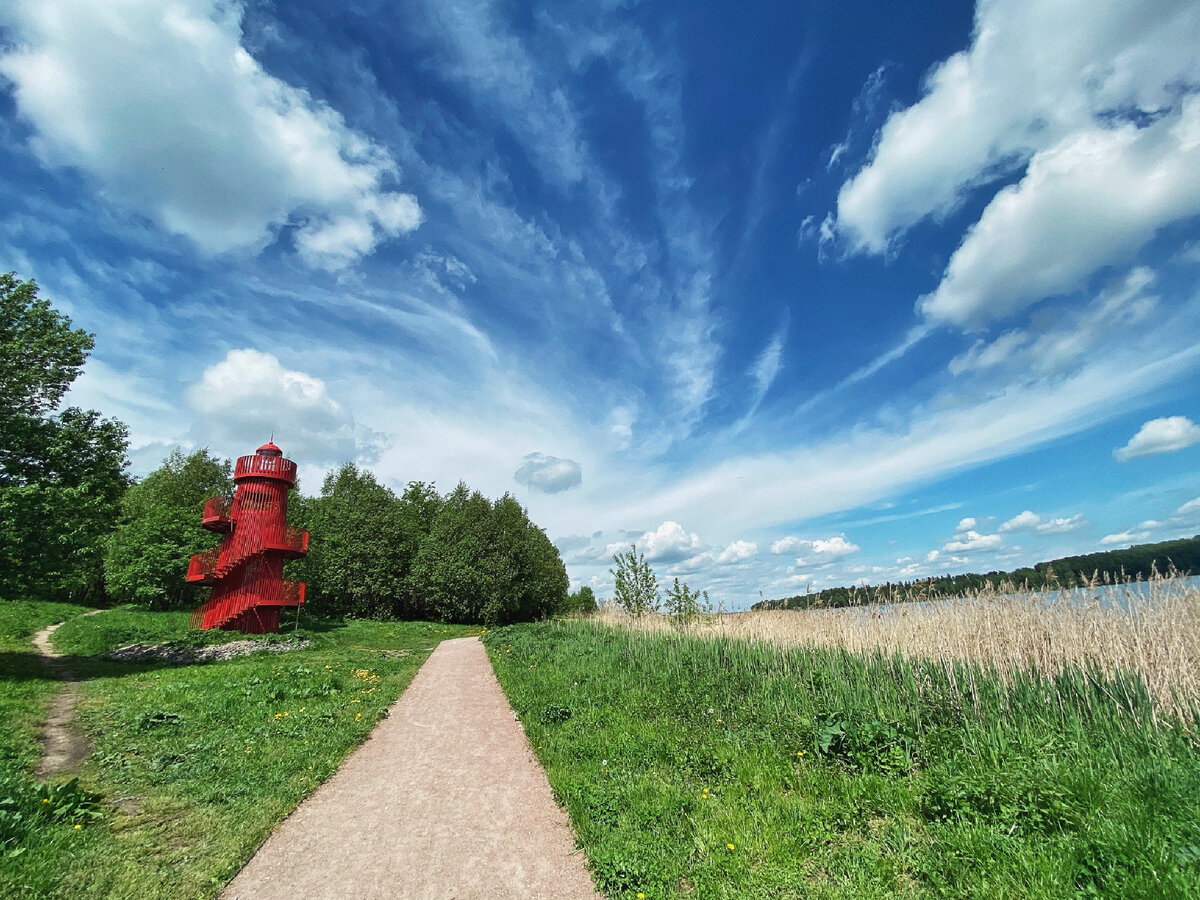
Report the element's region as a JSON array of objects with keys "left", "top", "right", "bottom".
[
  {"left": 34, "top": 614, "right": 101, "bottom": 777},
  {"left": 222, "top": 636, "right": 602, "bottom": 900}
]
